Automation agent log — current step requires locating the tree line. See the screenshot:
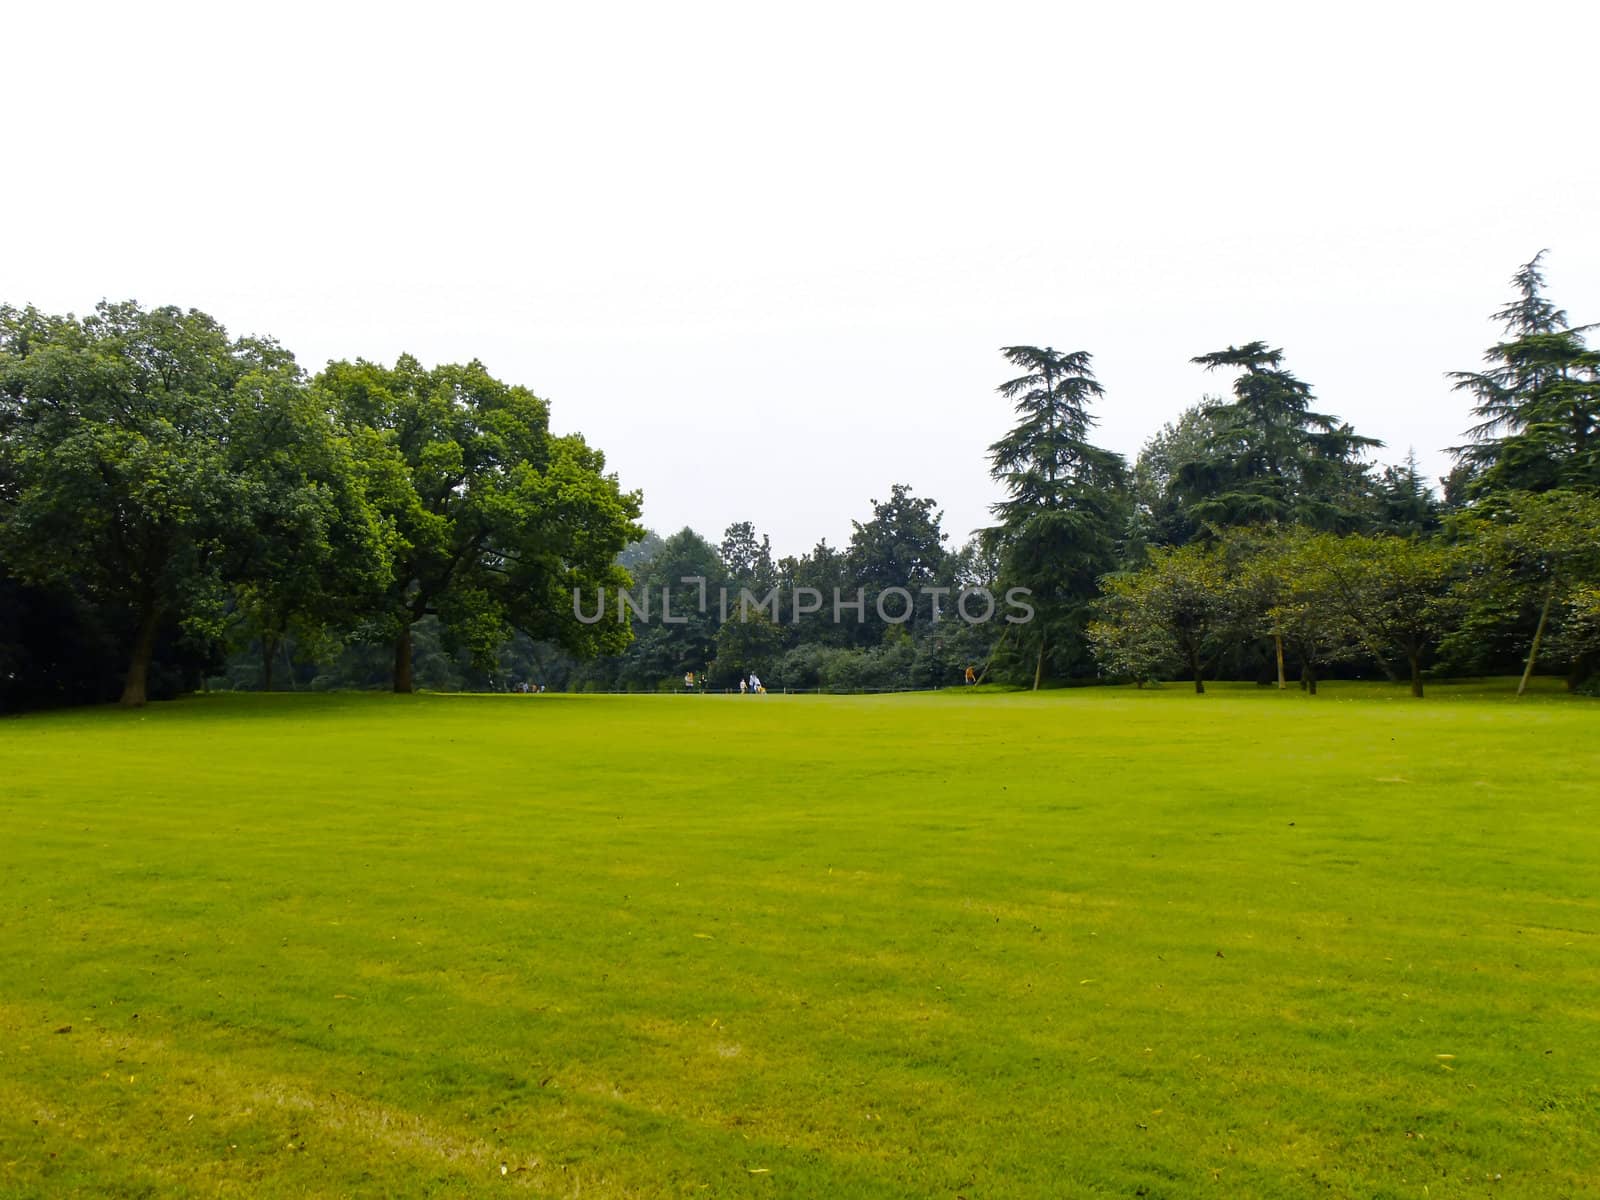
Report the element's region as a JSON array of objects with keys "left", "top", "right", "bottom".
[
  {"left": 1079, "top": 252, "right": 1598, "bottom": 697},
  {"left": 559, "top": 252, "right": 1596, "bottom": 697},
  {"left": 0, "top": 304, "right": 641, "bottom": 709},
  {"left": 3, "top": 253, "right": 1595, "bottom": 708}
]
